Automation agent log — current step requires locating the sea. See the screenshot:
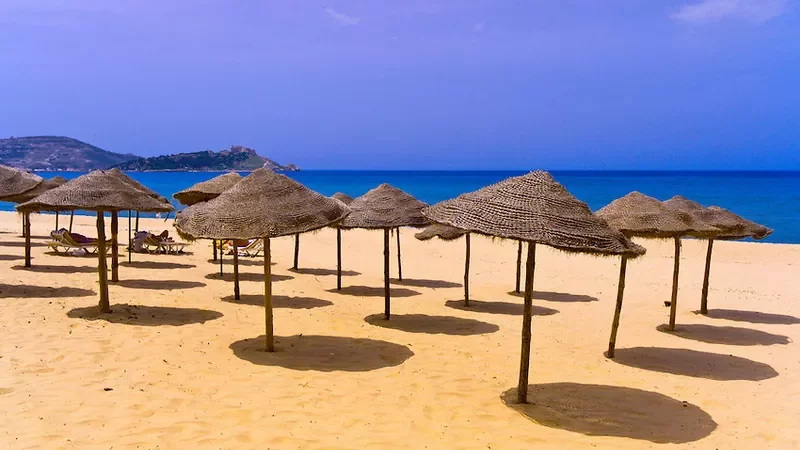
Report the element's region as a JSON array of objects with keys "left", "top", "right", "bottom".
[{"left": 3, "top": 170, "right": 799, "bottom": 244}]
